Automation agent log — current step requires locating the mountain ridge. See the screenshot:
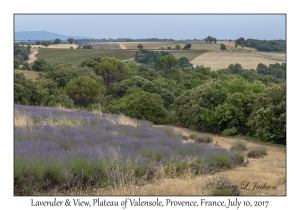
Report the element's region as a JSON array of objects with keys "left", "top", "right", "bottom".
[{"left": 15, "top": 30, "right": 93, "bottom": 40}]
